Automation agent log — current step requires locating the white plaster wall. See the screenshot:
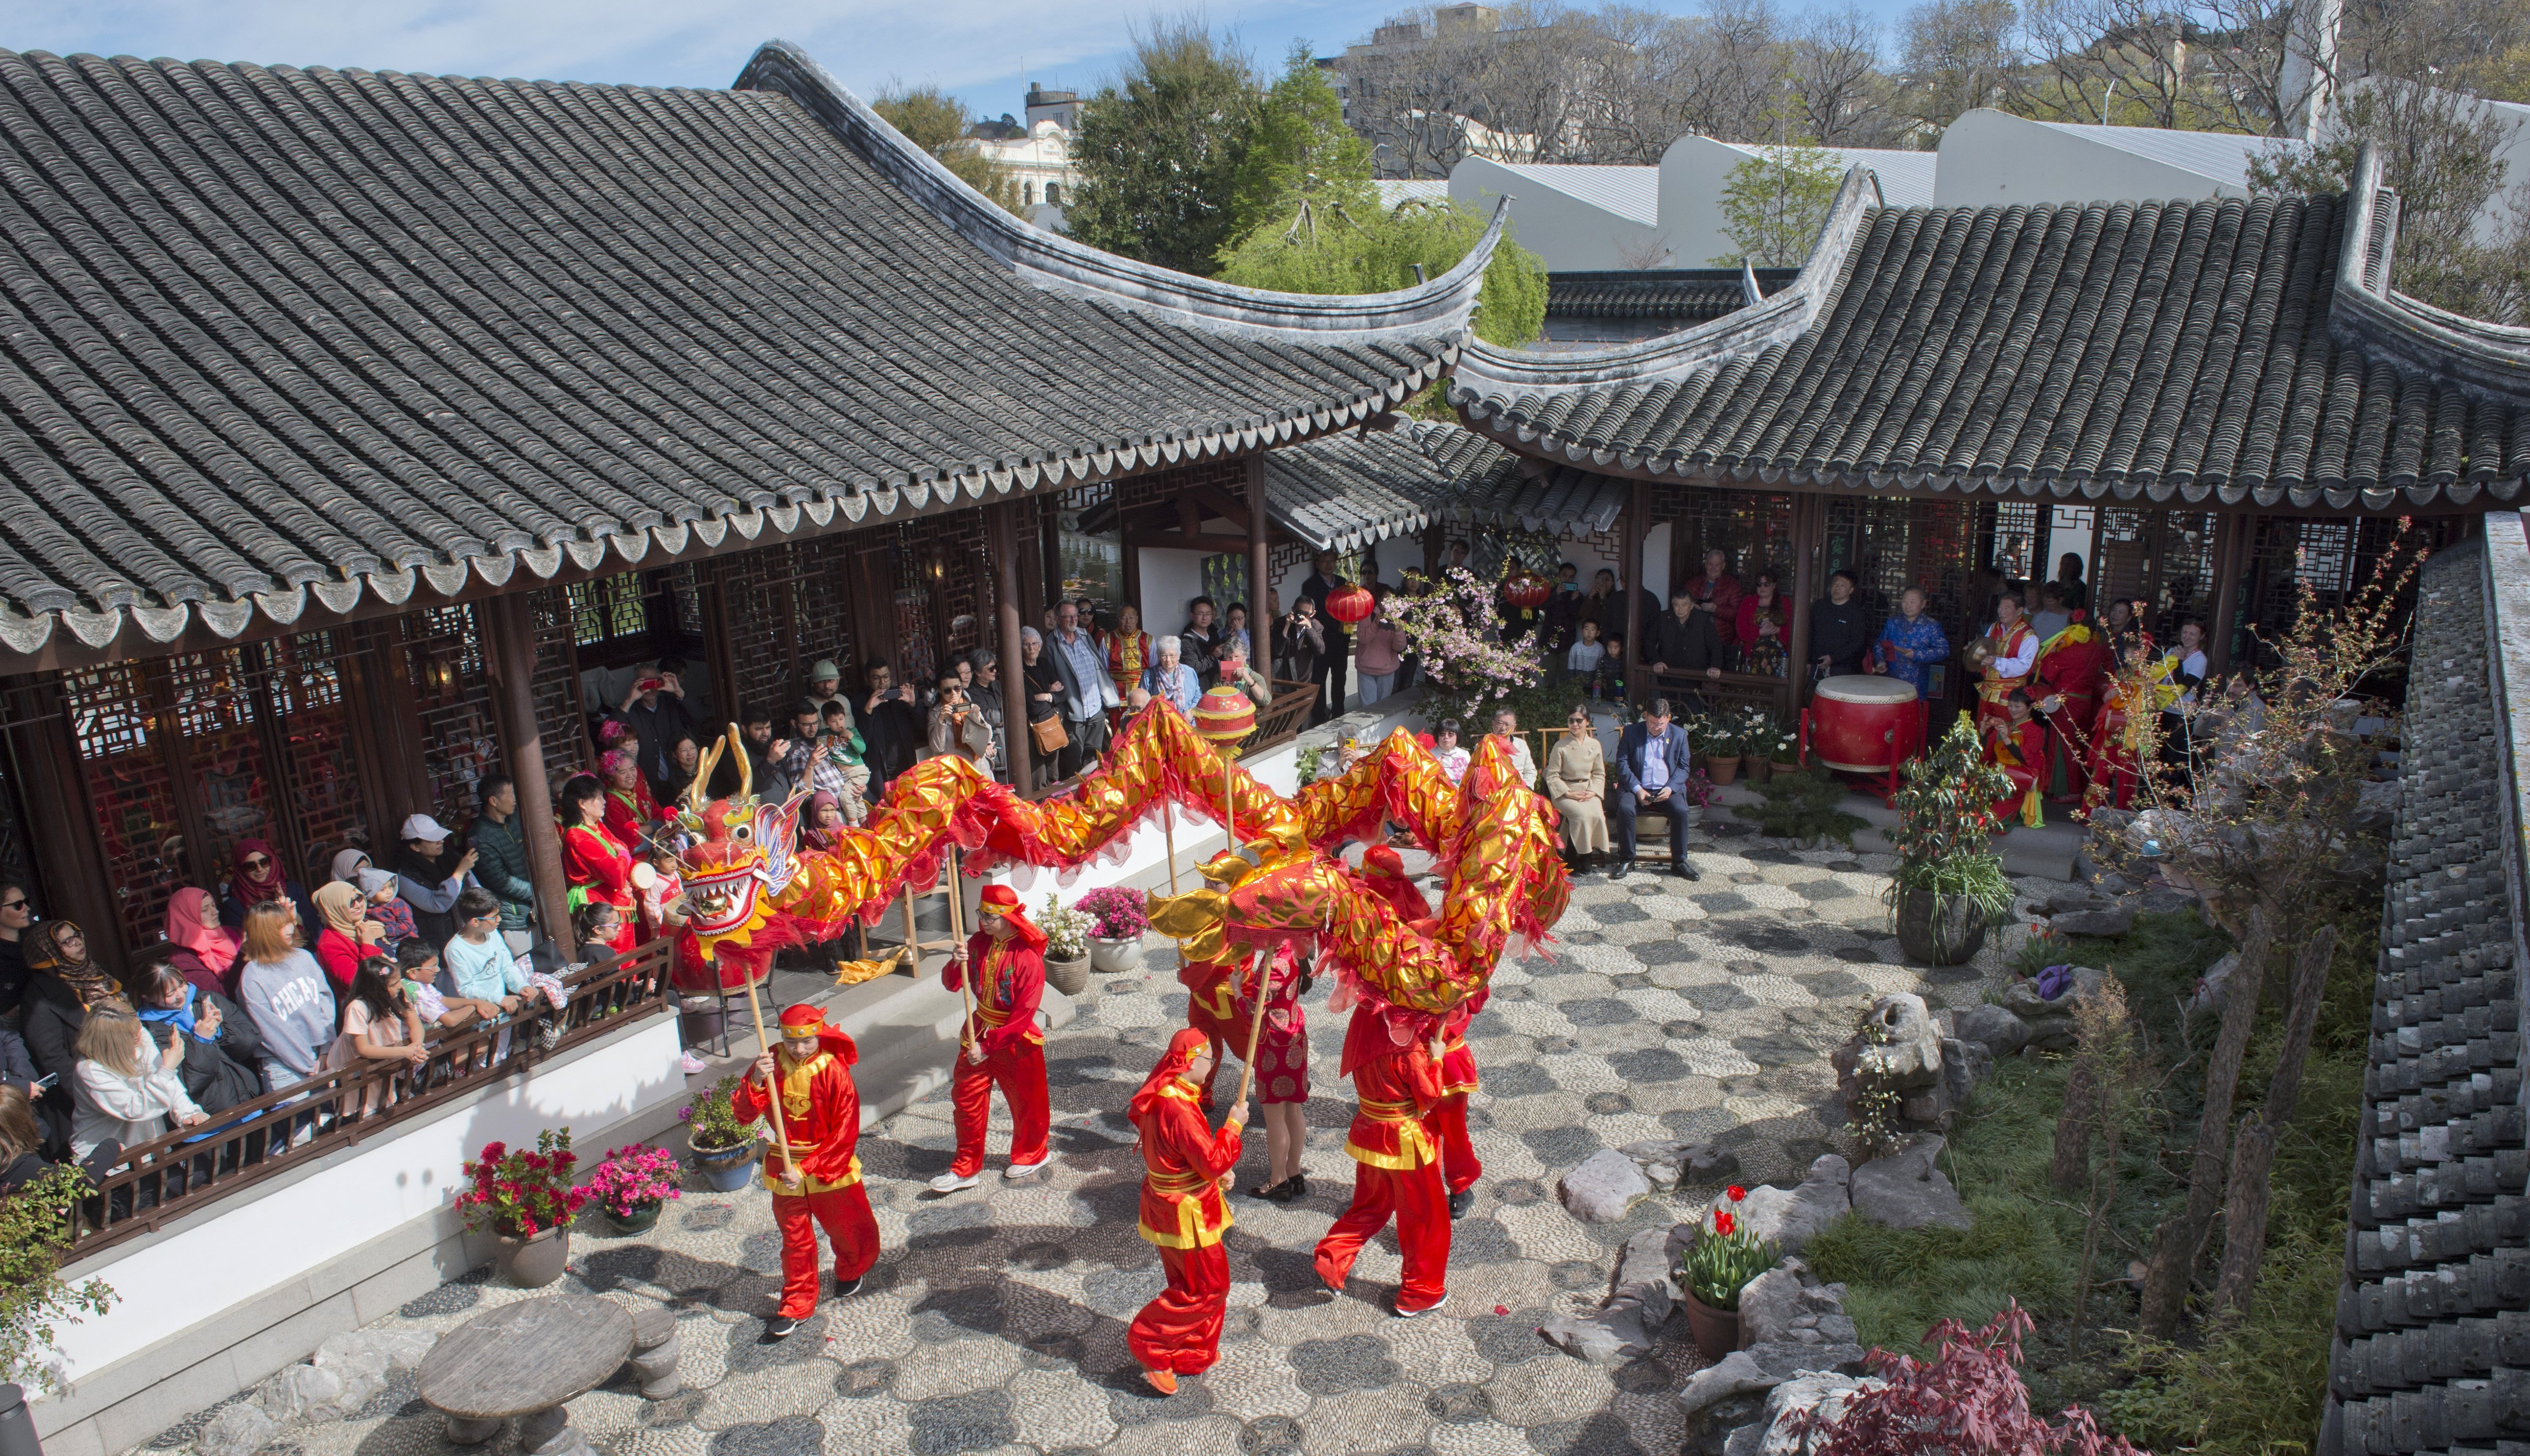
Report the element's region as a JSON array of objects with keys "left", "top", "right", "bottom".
[
  {"left": 1657, "top": 135, "right": 1760, "bottom": 268},
  {"left": 1138, "top": 548, "right": 1211, "bottom": 639},
  {"left": 1641, "top": 522, "right": 1671, "bottom": 603},
  {"left": 48, "top": 1017, "right": 687, "bottom": 1384},
  {"left": 1934, "top": 110, "right": 2251, "bottom": 207},
  {"left": 1449, "top": 157, "right": 1660, "bottom": 273}
]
